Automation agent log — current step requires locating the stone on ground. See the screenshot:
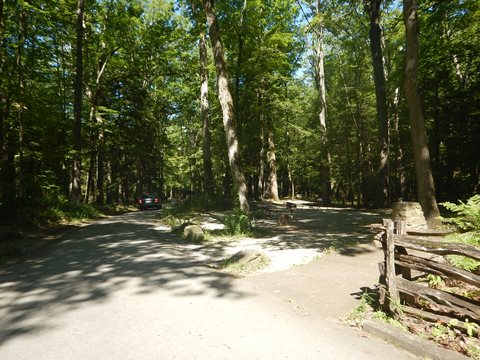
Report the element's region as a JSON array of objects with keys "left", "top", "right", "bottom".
[
  {"left": 227, "top": 249, "right": 263, "bottom": 265},
  {"left": 392, "top": 201, "right": 428, "bottom": 229},
  {"left": 184, "top": 225, "right": 205, "bottom": 242}
]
